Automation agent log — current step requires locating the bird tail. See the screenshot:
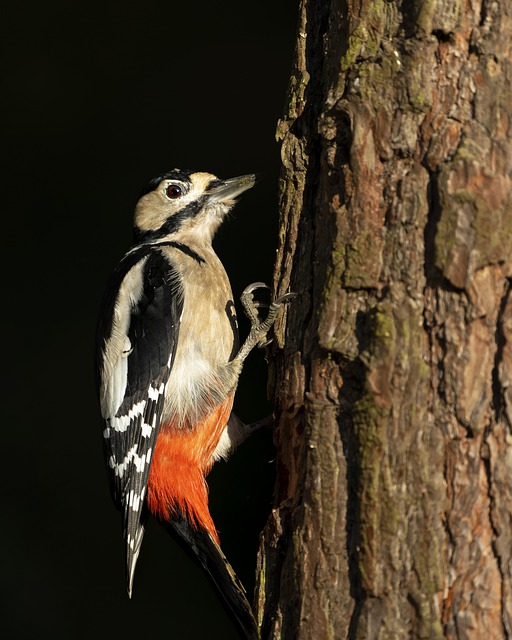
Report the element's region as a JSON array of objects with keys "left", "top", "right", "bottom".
[
  {"left": 124, "top": 497, "right": 147, "bottom": 598},
  {"left": 163, "top": 517, "right": 260, "bottom": 640}
]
